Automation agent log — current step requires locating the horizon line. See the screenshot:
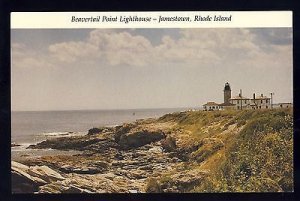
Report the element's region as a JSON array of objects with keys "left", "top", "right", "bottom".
[{"left": 11, "top": 106, "right": 202, "bottom": 113}]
